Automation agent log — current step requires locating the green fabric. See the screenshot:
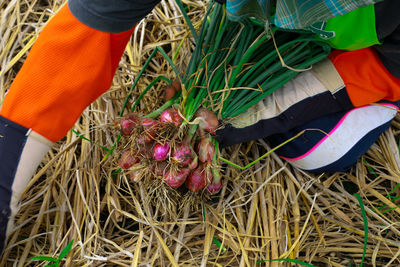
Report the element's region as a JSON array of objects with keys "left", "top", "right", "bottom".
[{"left": 316, "top": 4, "right": 381, "bottom": 51}]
